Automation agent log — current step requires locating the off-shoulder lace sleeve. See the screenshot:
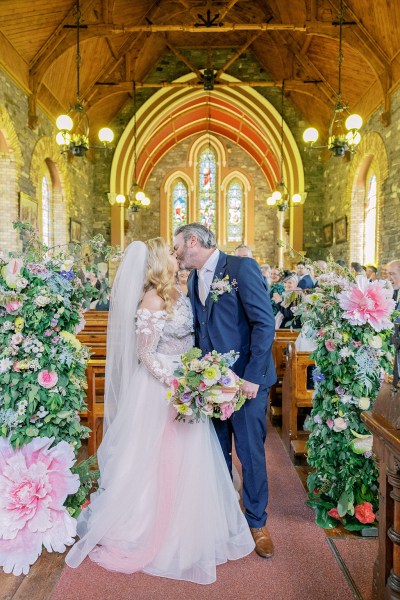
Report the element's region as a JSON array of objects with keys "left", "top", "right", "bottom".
[{"left": 136, "top": 308, "right": 171, "bottom": 384}]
